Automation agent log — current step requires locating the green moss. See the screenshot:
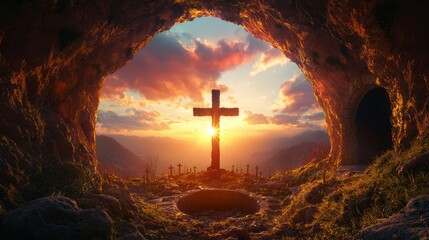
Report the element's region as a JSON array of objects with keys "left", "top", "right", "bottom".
[{"left": 27, "top": 161, "right": 101, "bottom": 200}]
